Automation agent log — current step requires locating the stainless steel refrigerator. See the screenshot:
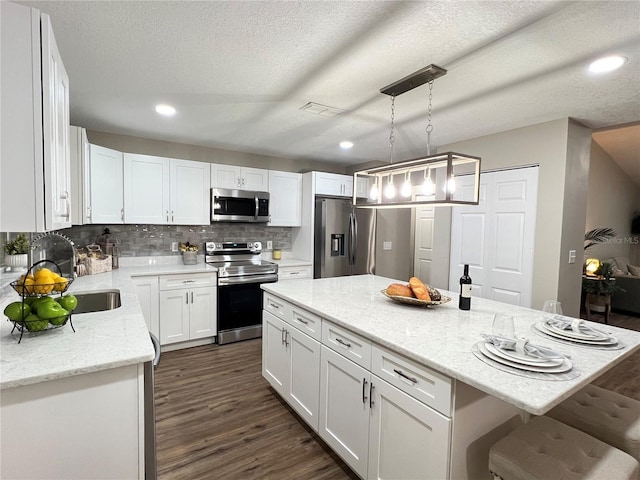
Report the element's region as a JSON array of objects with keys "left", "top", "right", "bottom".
[{"left": 314, "top": 197, "right": 413, "bottom": 280}]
